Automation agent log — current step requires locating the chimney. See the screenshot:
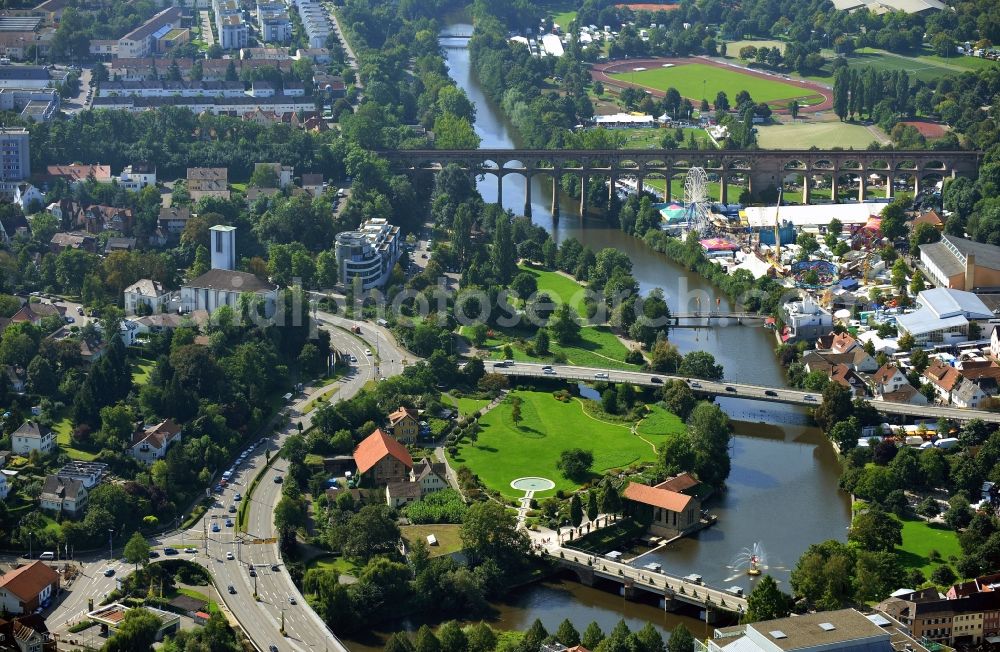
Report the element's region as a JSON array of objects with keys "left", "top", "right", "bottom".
[
  {"left": 965, "top": 252, "right": 976, "bottom": 291},
  {"left": 210, "top": 224, "right": 236, "bottom": 270}
]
